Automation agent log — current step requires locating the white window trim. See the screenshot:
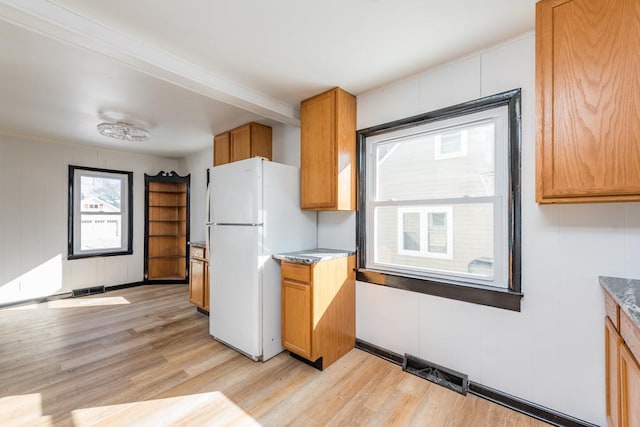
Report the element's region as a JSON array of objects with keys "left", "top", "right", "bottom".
[
  {"left": 366, "top": 106, "right": 509, "bottom": 289},
  {"left": 397, "top": 206, "right": 453, "bottom": 259}
]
